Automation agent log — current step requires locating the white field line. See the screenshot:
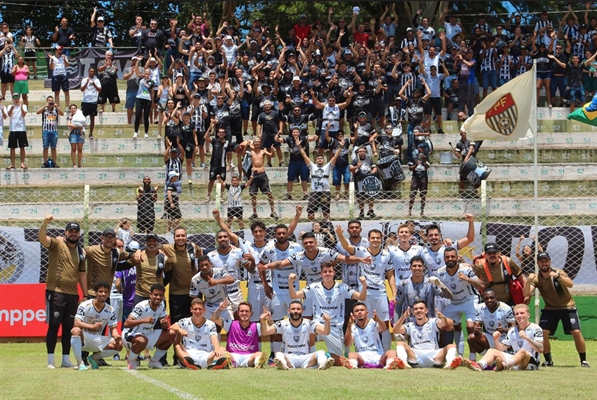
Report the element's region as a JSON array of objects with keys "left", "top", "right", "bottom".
[{"left": 123, "top": 368, "right": 202, "bottom": 400}]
